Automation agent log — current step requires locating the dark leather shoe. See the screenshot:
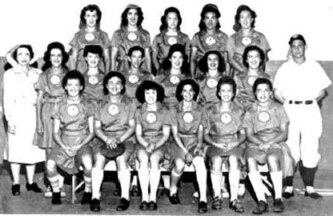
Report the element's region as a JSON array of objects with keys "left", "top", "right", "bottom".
[
  {"left": 230, "top": 199, "right": 244, "bottom": 213},
  {"left": 305, "top": 191, "right": 323, "bottom": 199},
  {"left": 252, "top": 200, "right": 268, "bottom": 215},
  {"left": 282, "top": 191, "right": 294, "bottom": 199},
  {"left": 169, "top": 192, "right": 180, "bottom": 204},
  {"left": 116, "top": 198, "right": 130, "bottom": 211},
  {"left": 148, "top": 201, "right": 158, "bottom": 210},
  {"left": 81, "top": 192, "right": 92, "bottom": 204},
  {"left": 212, "top": 196, "right": 222, "bottom": 210},
  {"left": 198, "top": 201, "right": 207, "bottom": 214},
  {"left": 139, "top": 201, "right": 149, "bottom": 210},
  {"left": 130, "top": 185, "right": 141, "bottom": 197},
  {"left": 12, "top": 184, "right": 20, "bottom": 196},
  {"left": 90, "top": 198, "right": 100, "bottom": 212},
  {"left": 52, "top": 192, "right": 61, "bottom": 205},
  {"left": 273, "top": 198, "right": 284, "bottom": 213},
  {"left": 26, "top": 182, "right": 42, "bottom": 193}
]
